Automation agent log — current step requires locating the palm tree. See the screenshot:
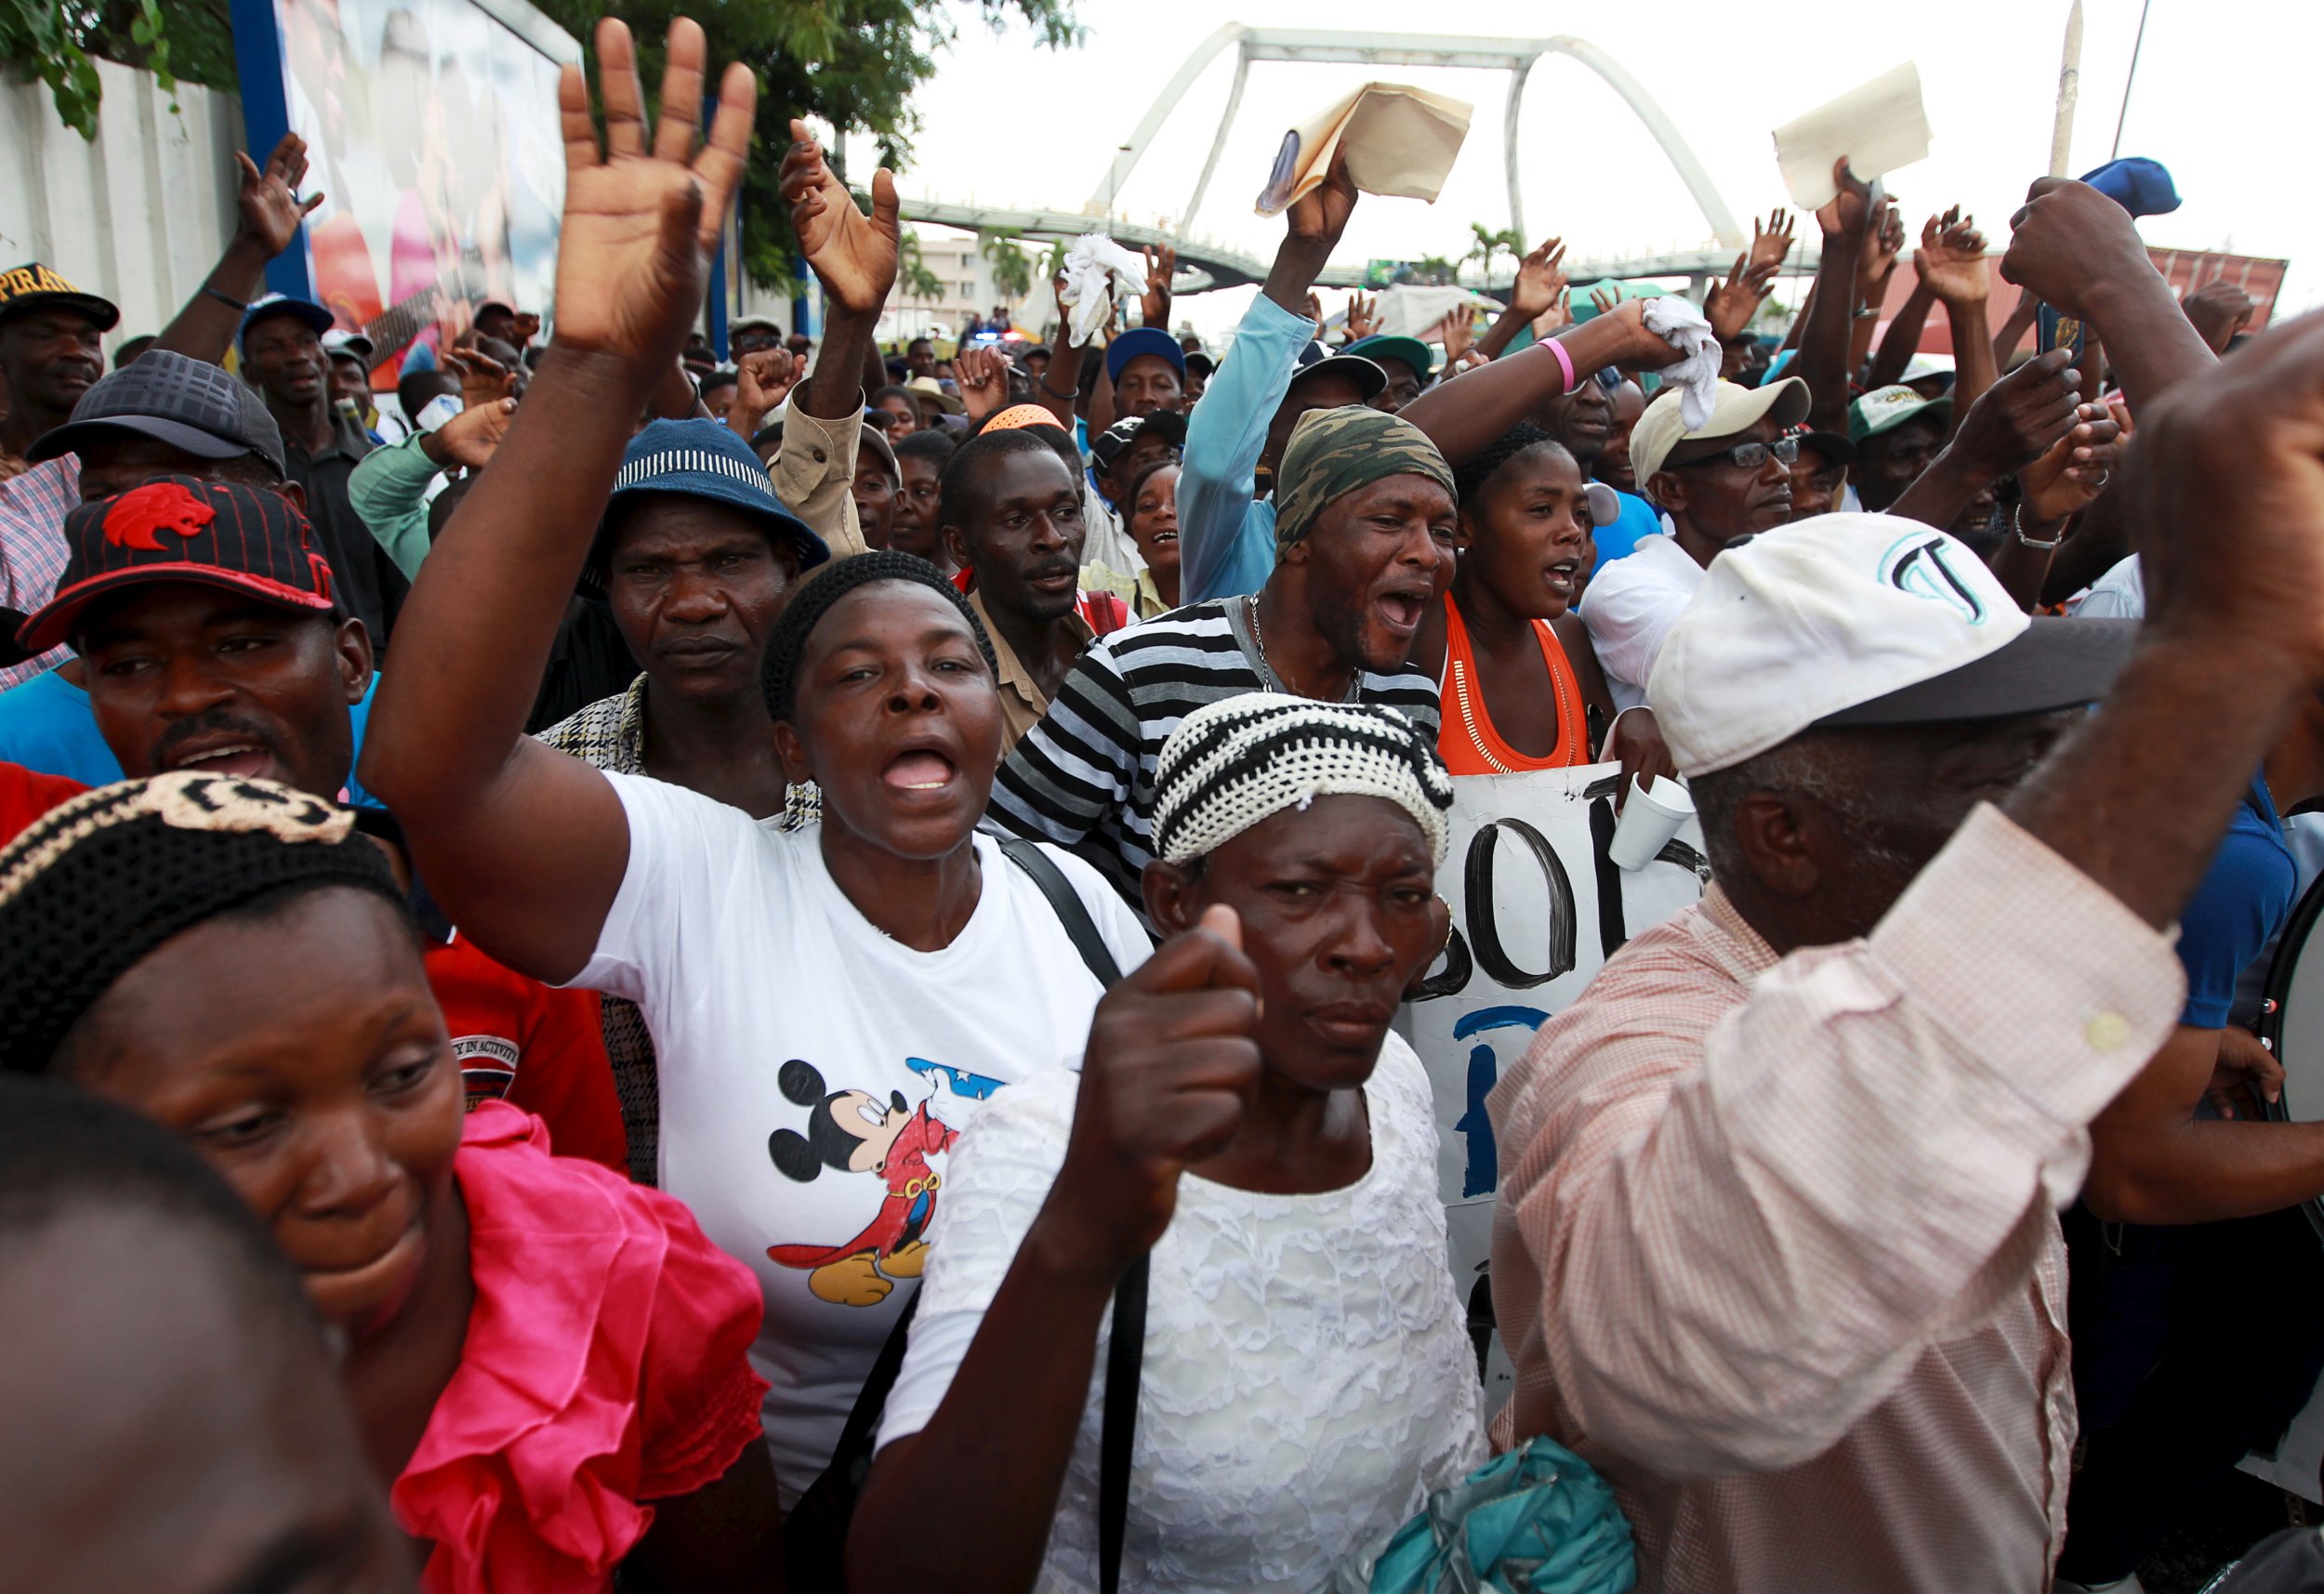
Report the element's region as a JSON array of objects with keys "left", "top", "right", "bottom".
[
  {"left": 980, "top": 228, "right": 1035, "bottom": 304},
  {"left": 1463, "top": 223, "right": 1522, "bottom": 281}
]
